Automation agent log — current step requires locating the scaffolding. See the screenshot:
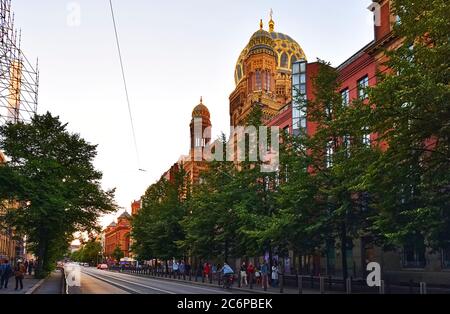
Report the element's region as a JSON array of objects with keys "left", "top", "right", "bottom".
[{"left": 0, "top": 0, "right": 38, "bottom": 125}]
